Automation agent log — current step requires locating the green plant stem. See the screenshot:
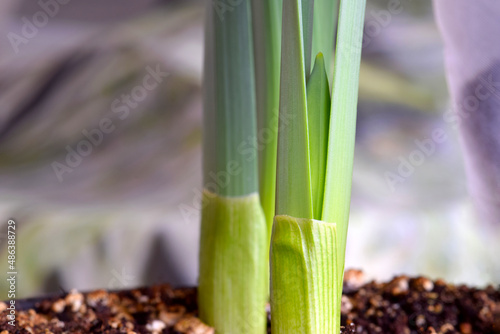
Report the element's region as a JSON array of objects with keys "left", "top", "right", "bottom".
[
  {"left": 271, "top": 215, "right": 339, "bottom": 334},
  {"left": 199, "top": 191, "right": 268, "bottom": 334},
  {"left": 200, "top": 1, "right": 267, "bottom": 332},
  {"left": 271, "top": 0, "right": 366, "bottom": 332},
  {"left": 203, "top": 0, "right": 258, "bottom": 197},
  {"left": 252, "top": 0, "right": 282, "bottom": 243},
  {"left": 322, "top": 0, "right": 366, "bottom": 287}
]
